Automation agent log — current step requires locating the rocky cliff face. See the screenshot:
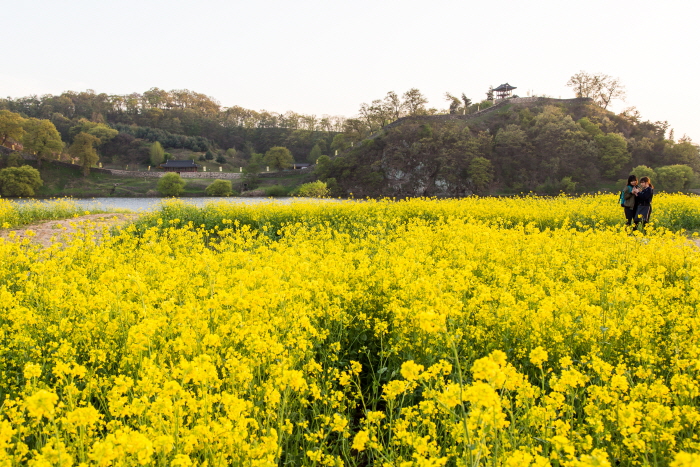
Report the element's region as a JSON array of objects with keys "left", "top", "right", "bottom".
[{"left": 327, "top": 97, "right": 597, "bottom": 198}]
